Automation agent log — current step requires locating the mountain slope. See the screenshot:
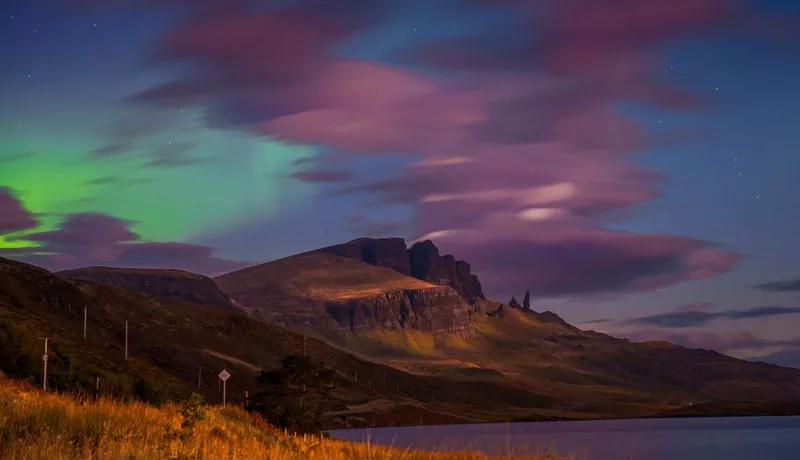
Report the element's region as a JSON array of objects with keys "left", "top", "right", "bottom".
[
  {"left": 214, "top": 240, "right": 800, "bottom": 418},
  {"left": 58, "top": 266, "right": 235, "bottom": 310},
  {"left": 215, "top": 250, "right": 476, "bottom": 338},
  {"left": 0, "top": 256, "right": 564, "bottom": 428}
]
